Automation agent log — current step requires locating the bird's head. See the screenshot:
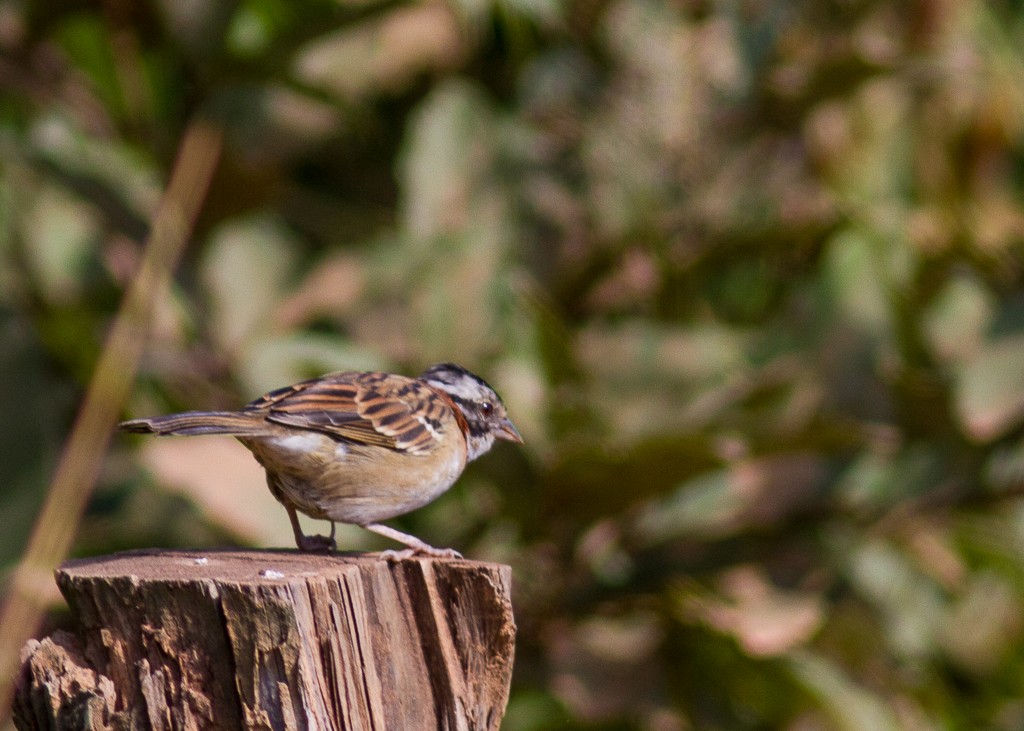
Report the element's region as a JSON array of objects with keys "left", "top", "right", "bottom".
[{"left": 419, "top": 362, "right": 522, "bottom": 460}]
